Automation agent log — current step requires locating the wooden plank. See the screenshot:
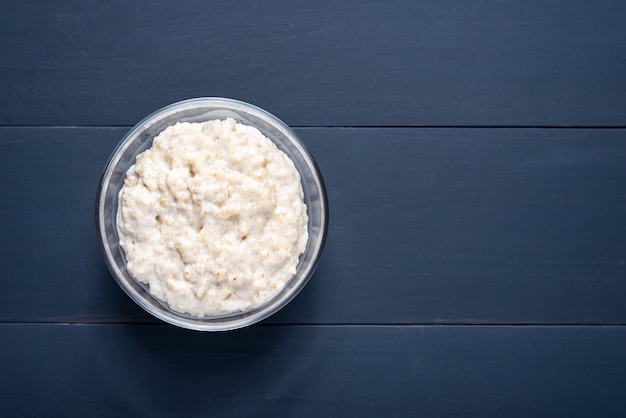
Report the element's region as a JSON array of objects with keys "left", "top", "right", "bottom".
[
  {"left": 1, "top": 324, "right": 625, "bottom": 417},
  {"left": 1, "top": 127, "right": 625, "bottom": 324},
  {"left": 1, "top": 1, "right": 625, "bottom": 127},
  {"left": 0, "top": 127, "right": 149, "bottom": 322}
]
